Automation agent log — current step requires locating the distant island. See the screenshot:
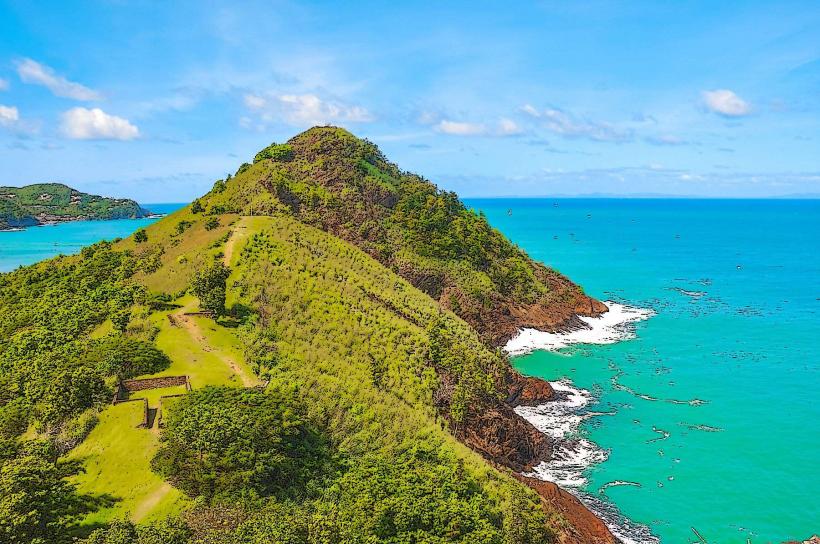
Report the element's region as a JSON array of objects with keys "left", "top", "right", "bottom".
[{"left": 0, "top": 183, "right": 150, "bottom": 231}]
